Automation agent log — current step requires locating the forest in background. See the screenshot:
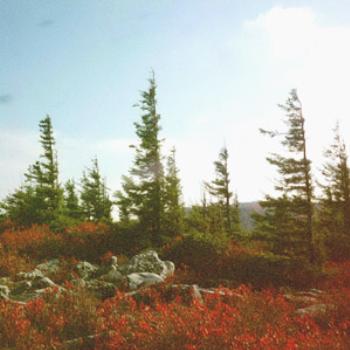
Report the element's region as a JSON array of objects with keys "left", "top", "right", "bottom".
[
  {"left": 1, "top": 73, "right": 350, "bottom": 266},
  {"left": 1, "top": 74, "right": 350, "bottom": 349}
]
